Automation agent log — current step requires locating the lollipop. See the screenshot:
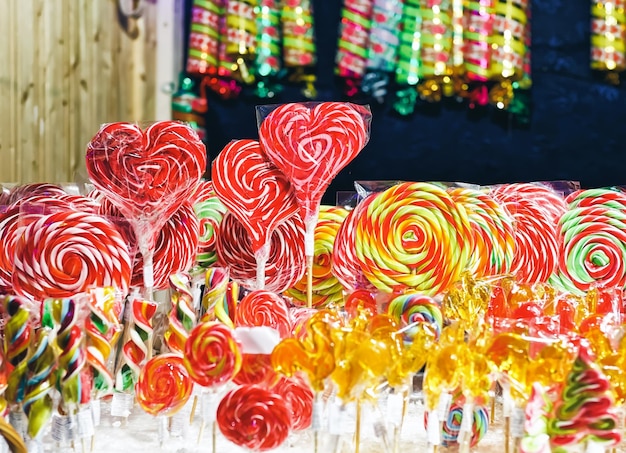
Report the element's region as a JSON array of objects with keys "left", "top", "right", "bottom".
[
  {"left": 86, "top": 121, "right": 206, "bottom": 294},
  {"left": 286, "top": 206, "right": 349, "bottom": 308},
  {"left": 217, "top": 385, "right": 291, "bottom": 451},
  {"left": 233, "top": 353, "right": 279, "bottom": 387},
  {"left": 12, "top": 210, "right": 132, "bottom": 301},
  {"left": 202, "top": 267, "right": 230, "bottom": 319},
  {"left": 164, "top": 274, "right": 197, "bottom": 354},
  {"left": 235, "top": 290, "right": 291, "bottom": 339},
  {"left": 183, "top": 321, "right": 242, "bottom": 388},
  {"left": 3, "top": 295, "right": 33, "bottom": 406},
  {"left": 211, "top": 139, "right": 299, "bottom": 288},
  {"left": 191, "top": 181, "right": 228, "bottom": 269},
  {"left": 424, "top": 394, "right": 490, "bottom": 448},
  {"left": 448, "top": 187, "right": 515, "bottom": 277},
  {"left": 387, "top": 293, "right": 443, "bottom": 340},
  {"left": 258, "top": 102, "right": 371, "bottom": 307},
  {"left": 216, "top": 211, "right": 306, "bottom": 293},
  {"left": 355, "top": 182, "right": 472, "bottom": 295},
  {"left": 272, "top": 374, "right": 314, "bottom": 431},
  {"left": 5, "top": 183, "right": 67, "bottom": 205},
  {"left": 135, "top": 353, "right": 193, "bottom": 417}
]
